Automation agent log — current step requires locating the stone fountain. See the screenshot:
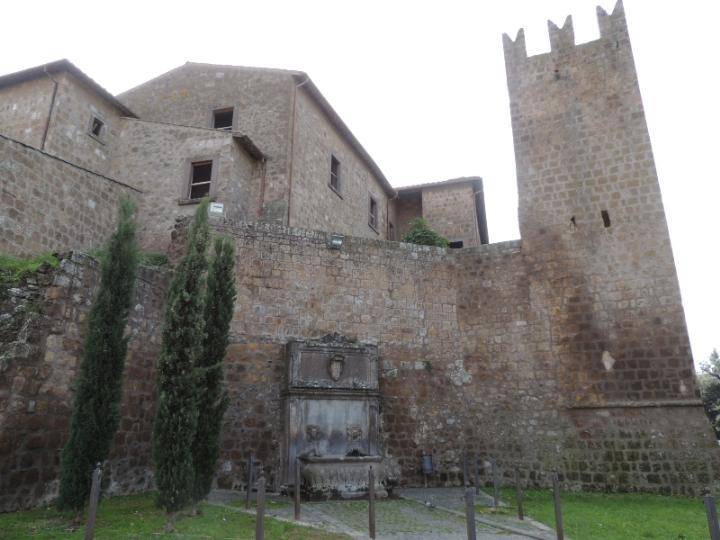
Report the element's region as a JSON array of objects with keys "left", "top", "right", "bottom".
[{"left": 282, "top": 334, "right": 387, "bottom": 498}]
